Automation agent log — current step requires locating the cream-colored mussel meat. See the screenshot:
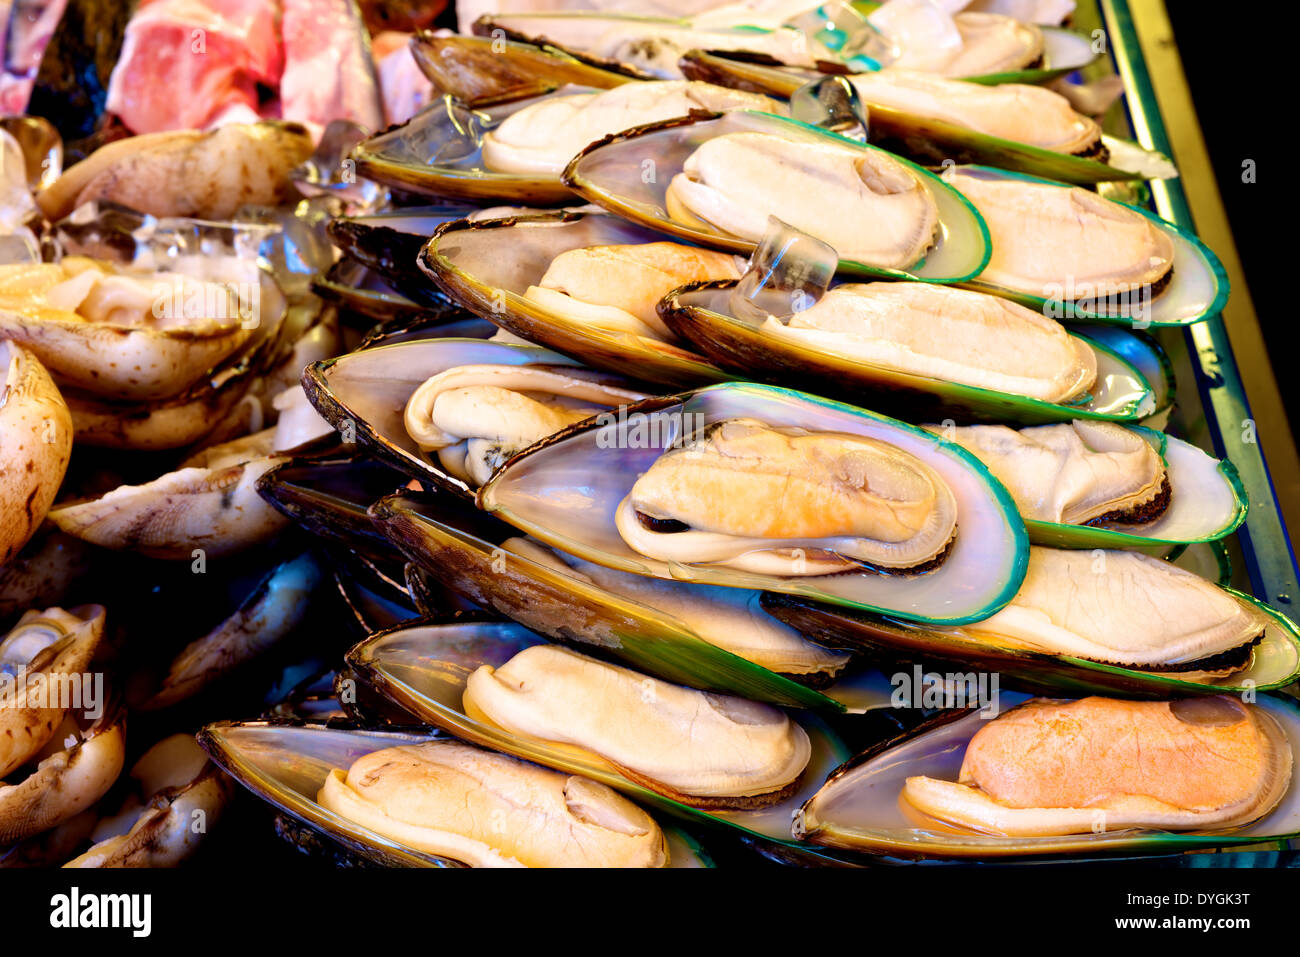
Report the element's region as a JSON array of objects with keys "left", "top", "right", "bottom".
[
  {"left": 480, "top": 80, "right": 784, "bottom": 177},
  {"left": 931, "top": 421, "right": 1168, "bottom": 525},
  {"left": 942, "top": 168, "right": 1175, "bottom": 300},
  {"left": 950, "top": 547, "right": 1270, "bottom": 678},
  {"left": 615, "top": 417, "right": 957, "bottom": 575},
  {"left": 902, "top": 696, "right": 1292, "bottom": 836},
  {"left": 763, "top": 282, "right": 1096, "bottom": 403},
  {"left": 504, "top": 537, "right": 851, "bottom": 681},
  {"left": 847, "top": 71, "right": 1101, "bottom": 156},
  {"left": 319, "top": 739, "right": 668, "bottom": 867},
  {"left": 667, "top": 132, "right": 939, "bottom": 269},
  {"left": 523, "top": 242, "right": 743, "bottom": 341},
  {"left": 463, "top": 644, "right": 811, "bottom": 808},
  {"left": 404, "top": 365, "right": 648, "bottom": 486}
]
